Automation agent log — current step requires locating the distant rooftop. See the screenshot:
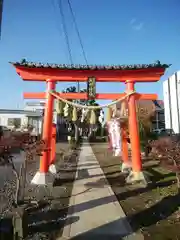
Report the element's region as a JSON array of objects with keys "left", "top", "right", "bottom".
[
  {"left": 25, "top": 102, "right": 45, "bottom": 106},
  {"left": 0, "top": 109, "right": 42, "bottom": 117}
]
